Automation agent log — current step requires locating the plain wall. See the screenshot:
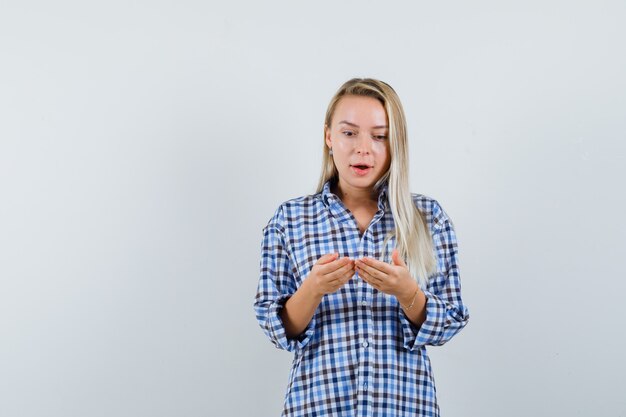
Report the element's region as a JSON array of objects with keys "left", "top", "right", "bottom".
[{"left": 1, "top": 1, "right": 625, "bottom": 416}]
